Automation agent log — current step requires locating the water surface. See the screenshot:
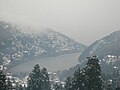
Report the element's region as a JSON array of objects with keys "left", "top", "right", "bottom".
[{"left": 11, "top": 53, "right": 80, "bottom": 72}]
